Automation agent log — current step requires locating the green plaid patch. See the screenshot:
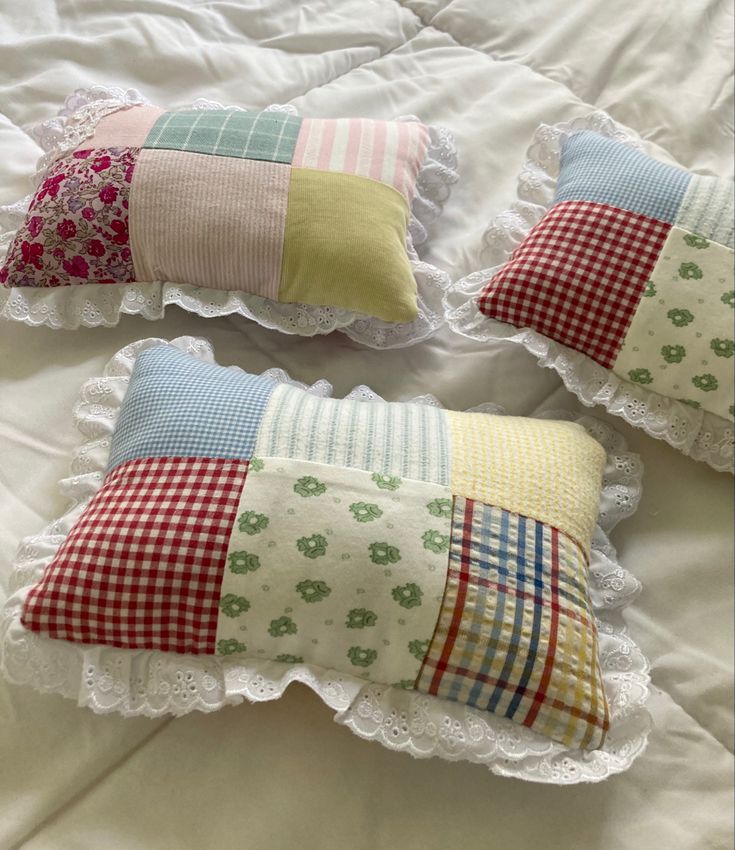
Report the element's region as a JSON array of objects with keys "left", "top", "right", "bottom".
[{"left": 142, "top": 110, "right": 302, "bottom": 164}]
